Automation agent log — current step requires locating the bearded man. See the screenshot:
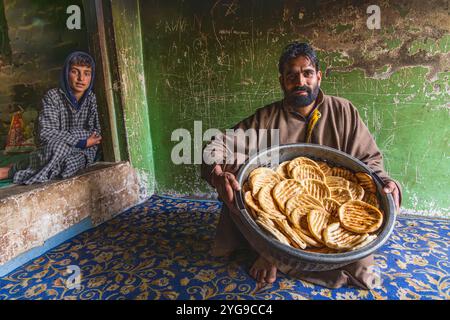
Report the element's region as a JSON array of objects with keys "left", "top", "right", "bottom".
[{"left": 201, "top": 42, "right": 401, "bottom": 289}]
